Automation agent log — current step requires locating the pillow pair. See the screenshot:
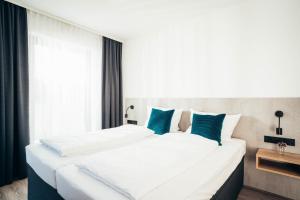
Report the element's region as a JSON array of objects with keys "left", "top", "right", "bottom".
[
  {"left": 145, "top": 106, "right": 182, "bottom": 134},
  {"left": 188, "top": 110, "right": 241, "bottom": 145}
]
